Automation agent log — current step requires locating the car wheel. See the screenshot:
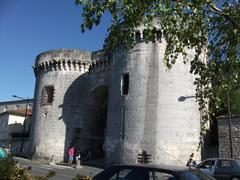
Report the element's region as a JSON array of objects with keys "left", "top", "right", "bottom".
[{"left": 231, "top": 177, "right": 240, "bottom": 180}]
